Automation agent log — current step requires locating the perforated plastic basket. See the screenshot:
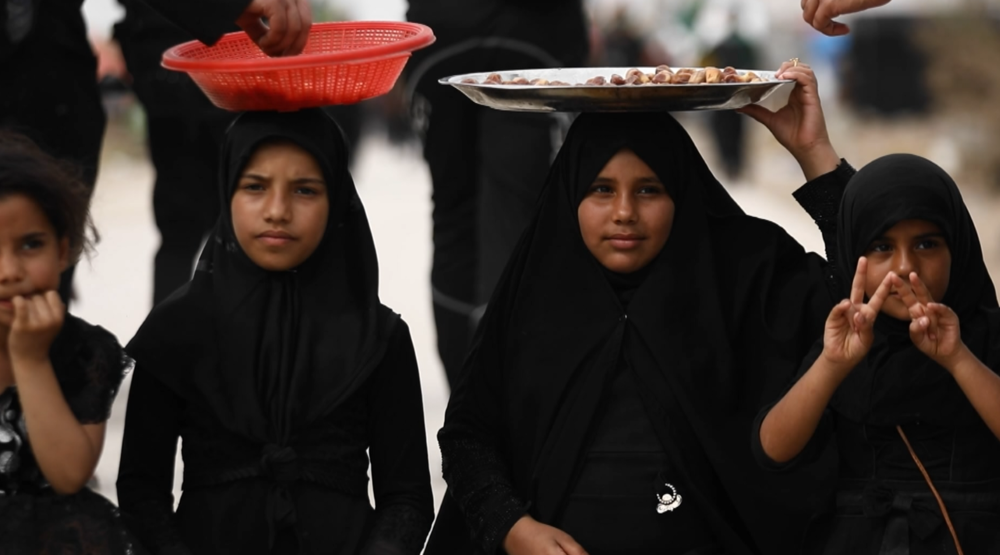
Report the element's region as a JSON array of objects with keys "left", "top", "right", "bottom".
[{"left": 162, "top": 21, "right": 435, "bottom": 111}]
